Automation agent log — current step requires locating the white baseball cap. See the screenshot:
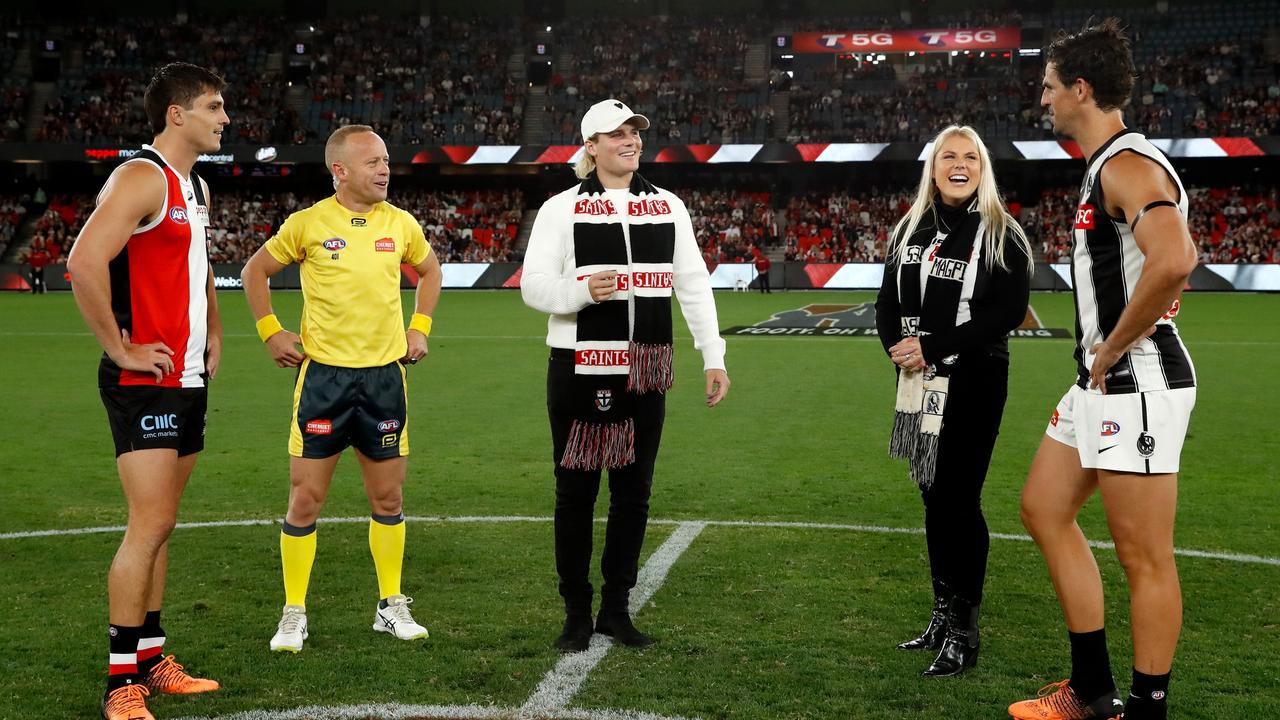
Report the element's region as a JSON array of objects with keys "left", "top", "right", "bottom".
[{"left": 580, "top": 99, "right": 650, "bottom": 141}]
